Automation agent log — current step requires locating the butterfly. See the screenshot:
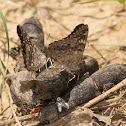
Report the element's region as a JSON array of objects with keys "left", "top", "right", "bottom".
[
  {"left": 48, "top": 24, "right": 89, "bottom": 75},
  {"left": 17, "top": 25, "right": 47, "bottom": 72}
]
